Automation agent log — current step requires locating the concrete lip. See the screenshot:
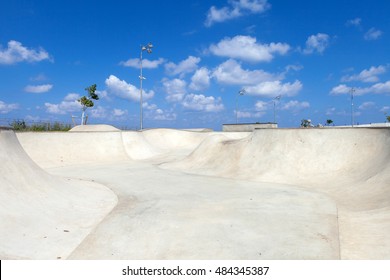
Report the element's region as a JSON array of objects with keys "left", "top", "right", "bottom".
[{"left": 1, "top": 127, "right": 390, "bottom": 259}]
